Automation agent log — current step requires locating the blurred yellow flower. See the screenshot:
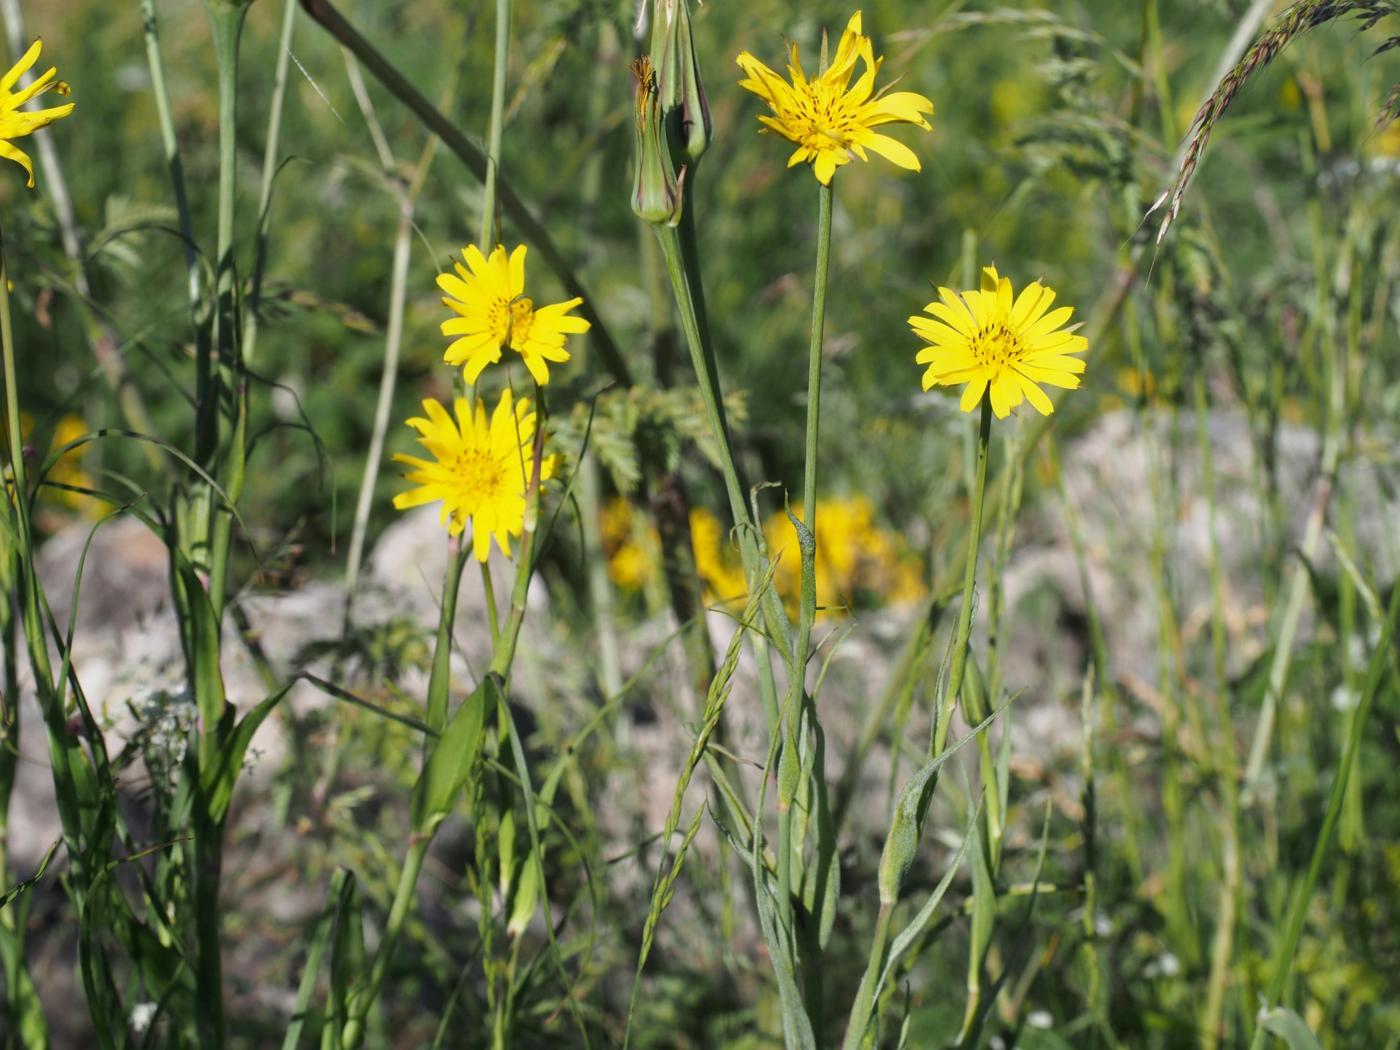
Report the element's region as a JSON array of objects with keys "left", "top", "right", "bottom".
[
  {"left": 911, "top": 266, "right": 1087, "bottom": 419},
  {"left": 736, "top": 11, "right": 933, "bottom": 186},
  {"left": 393, "top": 389, "right": 556, "bottom": 562},
  {"left": 0, "top": 40, "right": 74, "bottom": 189},
  {"left": 437, "top": 244, "right": 590, "bottom": 386},
  {"left": 46, "top": 415, "right": 97, "bottom": 512},
  {"left": 688, "top": 506, "right": 748, "bottom": 605},
  {"left": 601, "top": 497, "right": 659, "bottom": 593},
  {"left": 602, "top": 496, "right": 924, "bottom": 615},
  {"left": 763, "top": 496, "right": 925, "bottom": 615},
  {"left": 1371, "top": 118, "right": 1400, "bottom": 159},
  {"left": 14, "top": 413, "right": 97, "bottom": 516}
]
